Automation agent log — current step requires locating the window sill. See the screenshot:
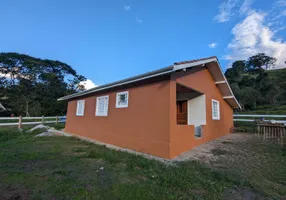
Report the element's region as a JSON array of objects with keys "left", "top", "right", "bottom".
[{"left": 116, "top": 106, "right": 128, "bottom": 108}]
